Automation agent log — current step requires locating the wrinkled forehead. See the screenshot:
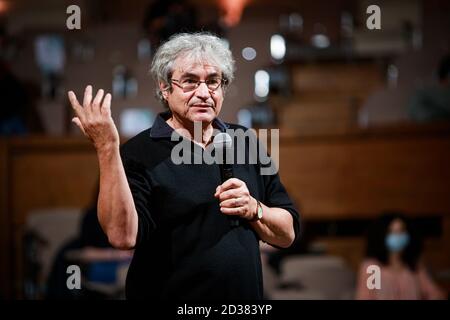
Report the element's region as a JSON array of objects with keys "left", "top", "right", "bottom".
[{"left": 171, "top": 52, "right": 222, "bottom": 77}]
